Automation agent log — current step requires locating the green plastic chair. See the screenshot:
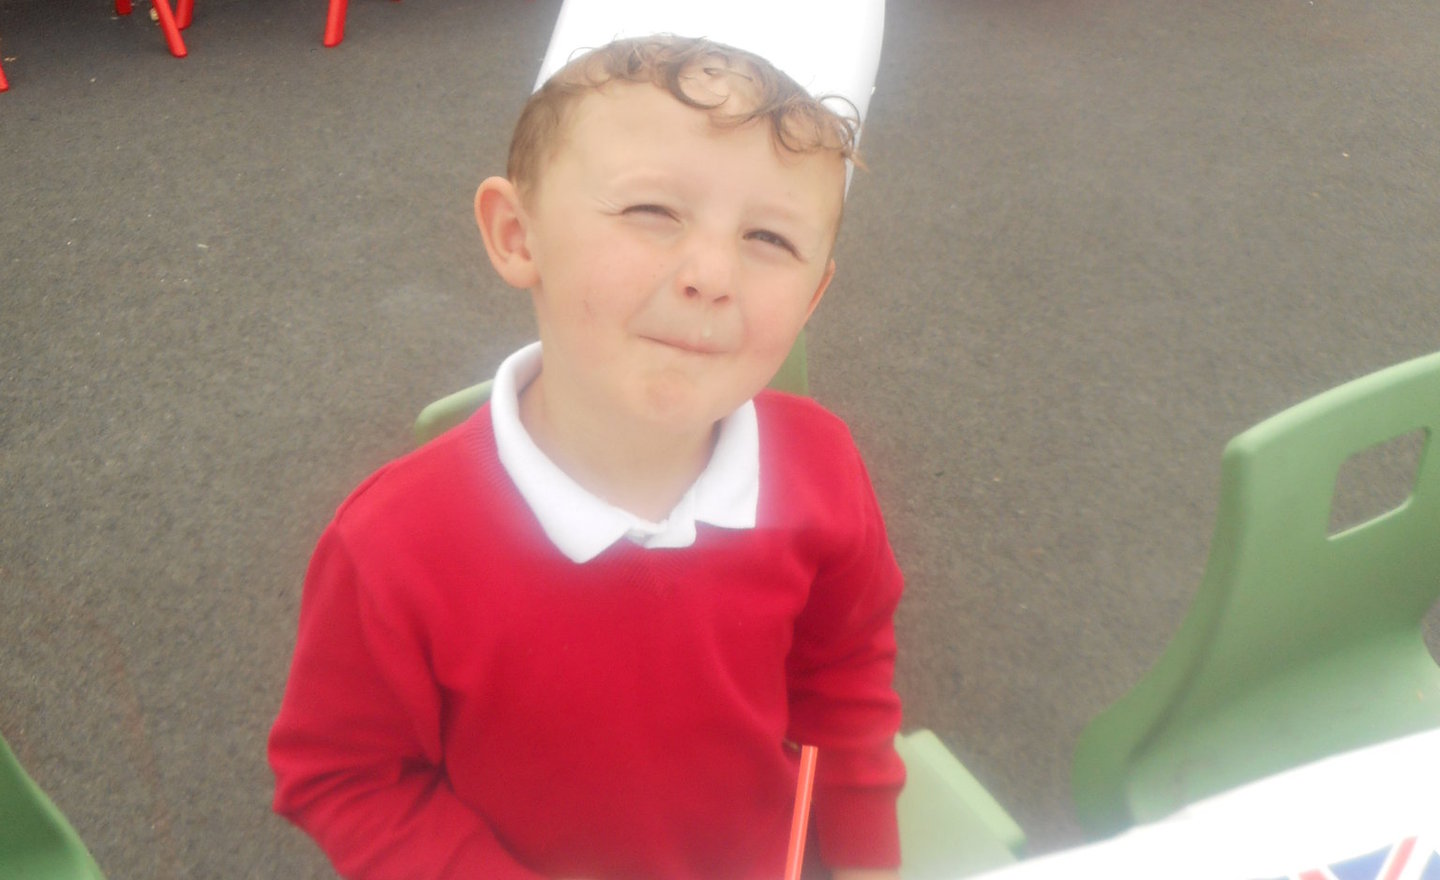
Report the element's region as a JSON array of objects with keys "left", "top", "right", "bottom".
[
  {"left": 414, "top": 334, "right": 811, "bottom": 446},
  {"left": 0, "top": 733, "right": 106, "bottom": 879},
  {"left": 1072, "top": 350, "right": 1440, "bottom": 840},
  {"left": 896, "top": 729, "right": 1025, "bottom": 880},
  {"left": 414, "top": 340, "right": 1027, "bottom": 876}
]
